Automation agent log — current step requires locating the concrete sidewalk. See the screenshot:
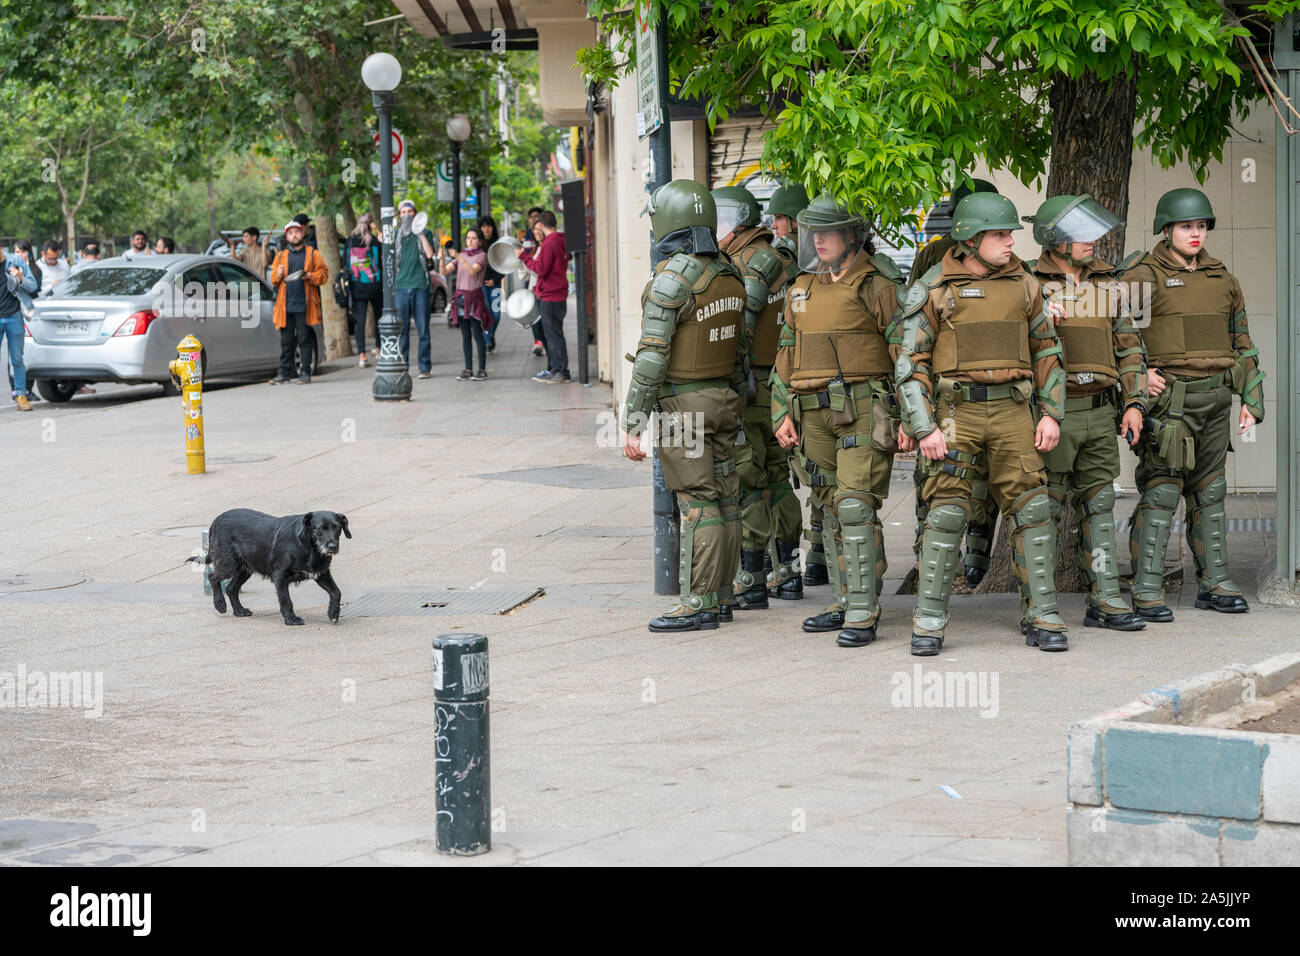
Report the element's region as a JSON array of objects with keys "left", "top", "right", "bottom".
[{"left": 1, "top": 308, "right": 1294, "bottom": 866}]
